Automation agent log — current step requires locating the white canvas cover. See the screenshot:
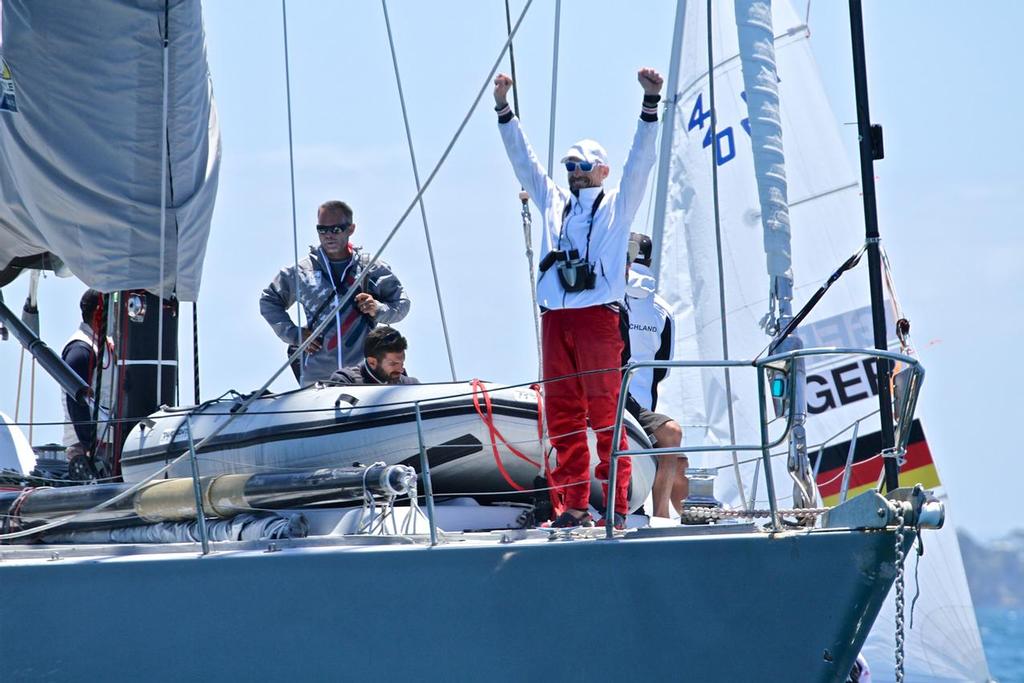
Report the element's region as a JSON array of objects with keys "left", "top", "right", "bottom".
[
  {"left": 656, "top": 0, "right": 989, "bottom": 679},
  {"left": 0, "top": 0, "right": 220, "bottom": 301}
]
